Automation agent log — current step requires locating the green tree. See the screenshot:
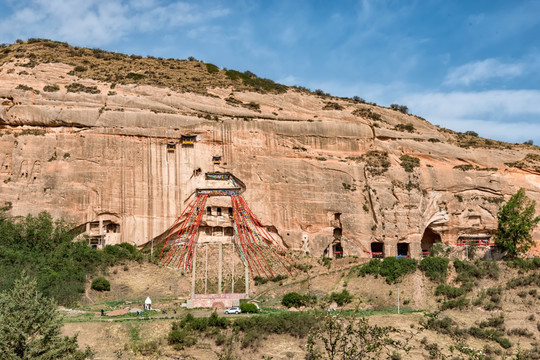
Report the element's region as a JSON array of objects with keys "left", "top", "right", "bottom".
[
  {"left": 0, "top": 276, "right": 92, "bottom": 359},
  {"left": 494, "top": 188, "right": 540, "bottom": 257},
  {"left": 306, "top": 311, "right": 408, "bottom": 359}
]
